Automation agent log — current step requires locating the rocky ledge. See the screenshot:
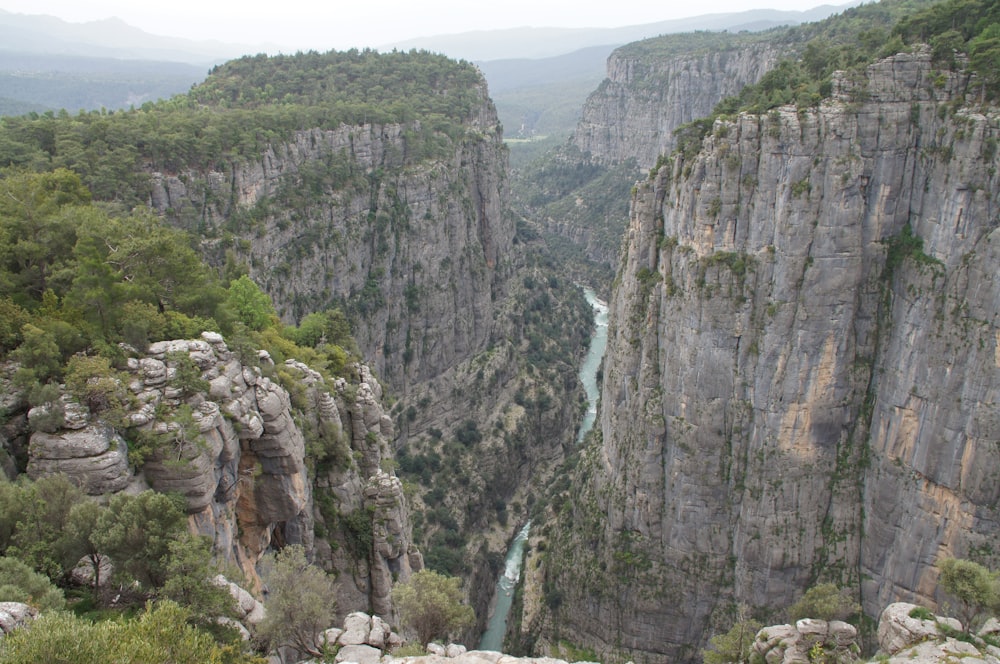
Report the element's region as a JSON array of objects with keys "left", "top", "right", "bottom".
[{"left": 752, "top": 603, "right": 1000, "bottom": 664}]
